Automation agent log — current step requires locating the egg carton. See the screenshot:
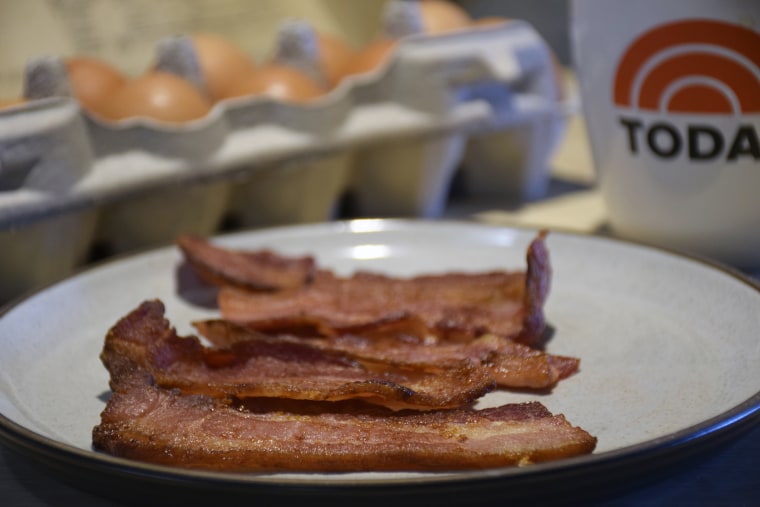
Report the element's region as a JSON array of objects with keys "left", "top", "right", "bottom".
[{"left": 0, "top": 19, "right": 566, "bottom": 303}]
